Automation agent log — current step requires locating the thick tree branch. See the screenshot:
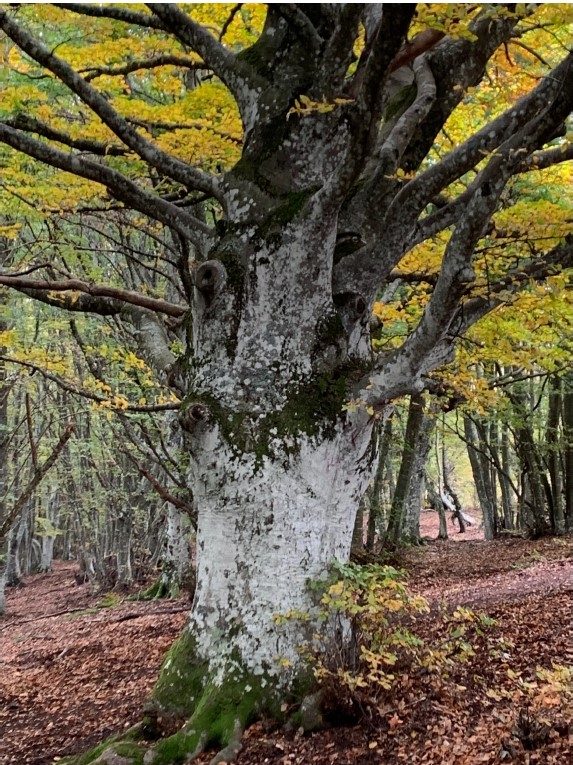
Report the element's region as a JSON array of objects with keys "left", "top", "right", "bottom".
[
  {"left": 0, "top": 9, "right": 220, "bottom": 199},
  {"left": 355, "top": 6, "right": 415, "bottom": 141},
  {"left": 80, "top": 54, "right": 204, "bottom": 82},
  {"left": 376, "top": 56, "right": 436, "bottom": 174},
  {"left": 2, "top": 114, "right": 127, "bottom": 156},
  {"left": 275, "top": 5, "right": 322, "bottom": 53},
  {"left": 0, "top": 123, "right": 213, "bottom": 247},
  {"left": 0, "top": 275, "right": 187, "bottom": 318},
  {"left": 400, "top": 9, "right": 520, "bottom": 172},
  {"left": 320, "top": 6, "right": 414, "bottom": 210},
  {"left": 385, "top": 50, "right": 573, "bottom": 236},
  {"left": 317, "top": 4, "right": 364, "bottom": 95},
  {"left": 361, "top": 92, "right": 573, "bottom": 408},
  {"left": 520, "top": 142, "right": 573, "bottom": 172},
  {"left": 410, "top": 141, "right": 573, "bottom": 249},
  {"left": 53, "top": 3, "right": 168, "bottom": 31},
  {"left": 147, "top": 3, "right": 264, "bottom": 130},
  {"left": 335, "top": 50, "right": 573, "bottom": 297}
]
